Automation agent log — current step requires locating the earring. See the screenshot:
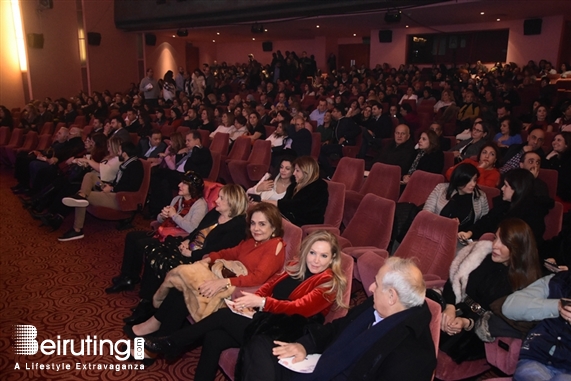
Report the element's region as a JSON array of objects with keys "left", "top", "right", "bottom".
[{"left": 271, "top": 232, "right": 275, "bottom": 237}]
